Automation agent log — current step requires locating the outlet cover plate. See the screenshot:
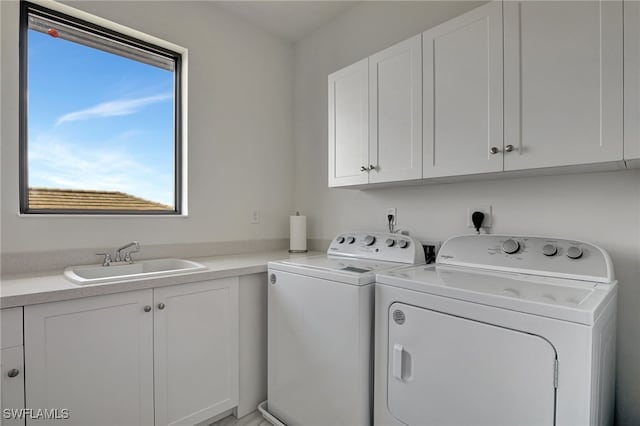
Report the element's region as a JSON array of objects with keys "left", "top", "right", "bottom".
[
  {"left": 467, "top": 206, "right": 492, "bottom": 228},
  {"left": 386, "top": 208, "right": 397, "bottom": 226},
  {"left": 251, "top": 208, "right": 260, "bottom": 224}
]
